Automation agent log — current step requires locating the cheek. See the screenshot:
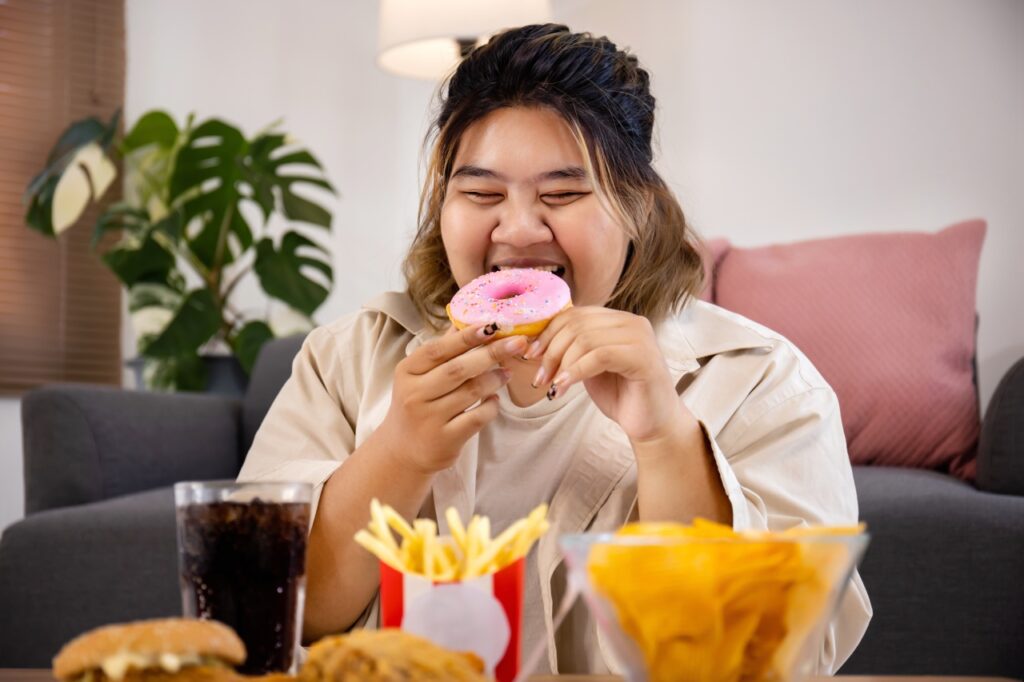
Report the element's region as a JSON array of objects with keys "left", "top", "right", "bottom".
[
  {"left": 564, "top": 208, "right": 628, "bottom": 268},
  {"left": 441, "top": 201, "right": 490, "bottom": 285},
  {"left": 558, "top": 208, "right": 629, "bottom": 301}
]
